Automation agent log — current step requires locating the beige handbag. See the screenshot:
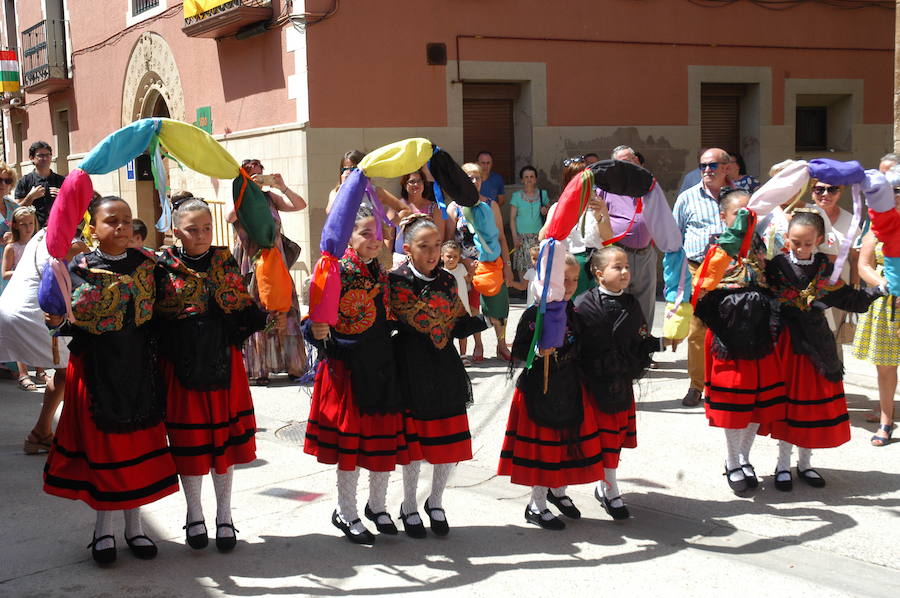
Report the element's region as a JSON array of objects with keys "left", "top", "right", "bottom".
[{"left": 834, "top": 312, "right": 858, "bottom": 345}]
